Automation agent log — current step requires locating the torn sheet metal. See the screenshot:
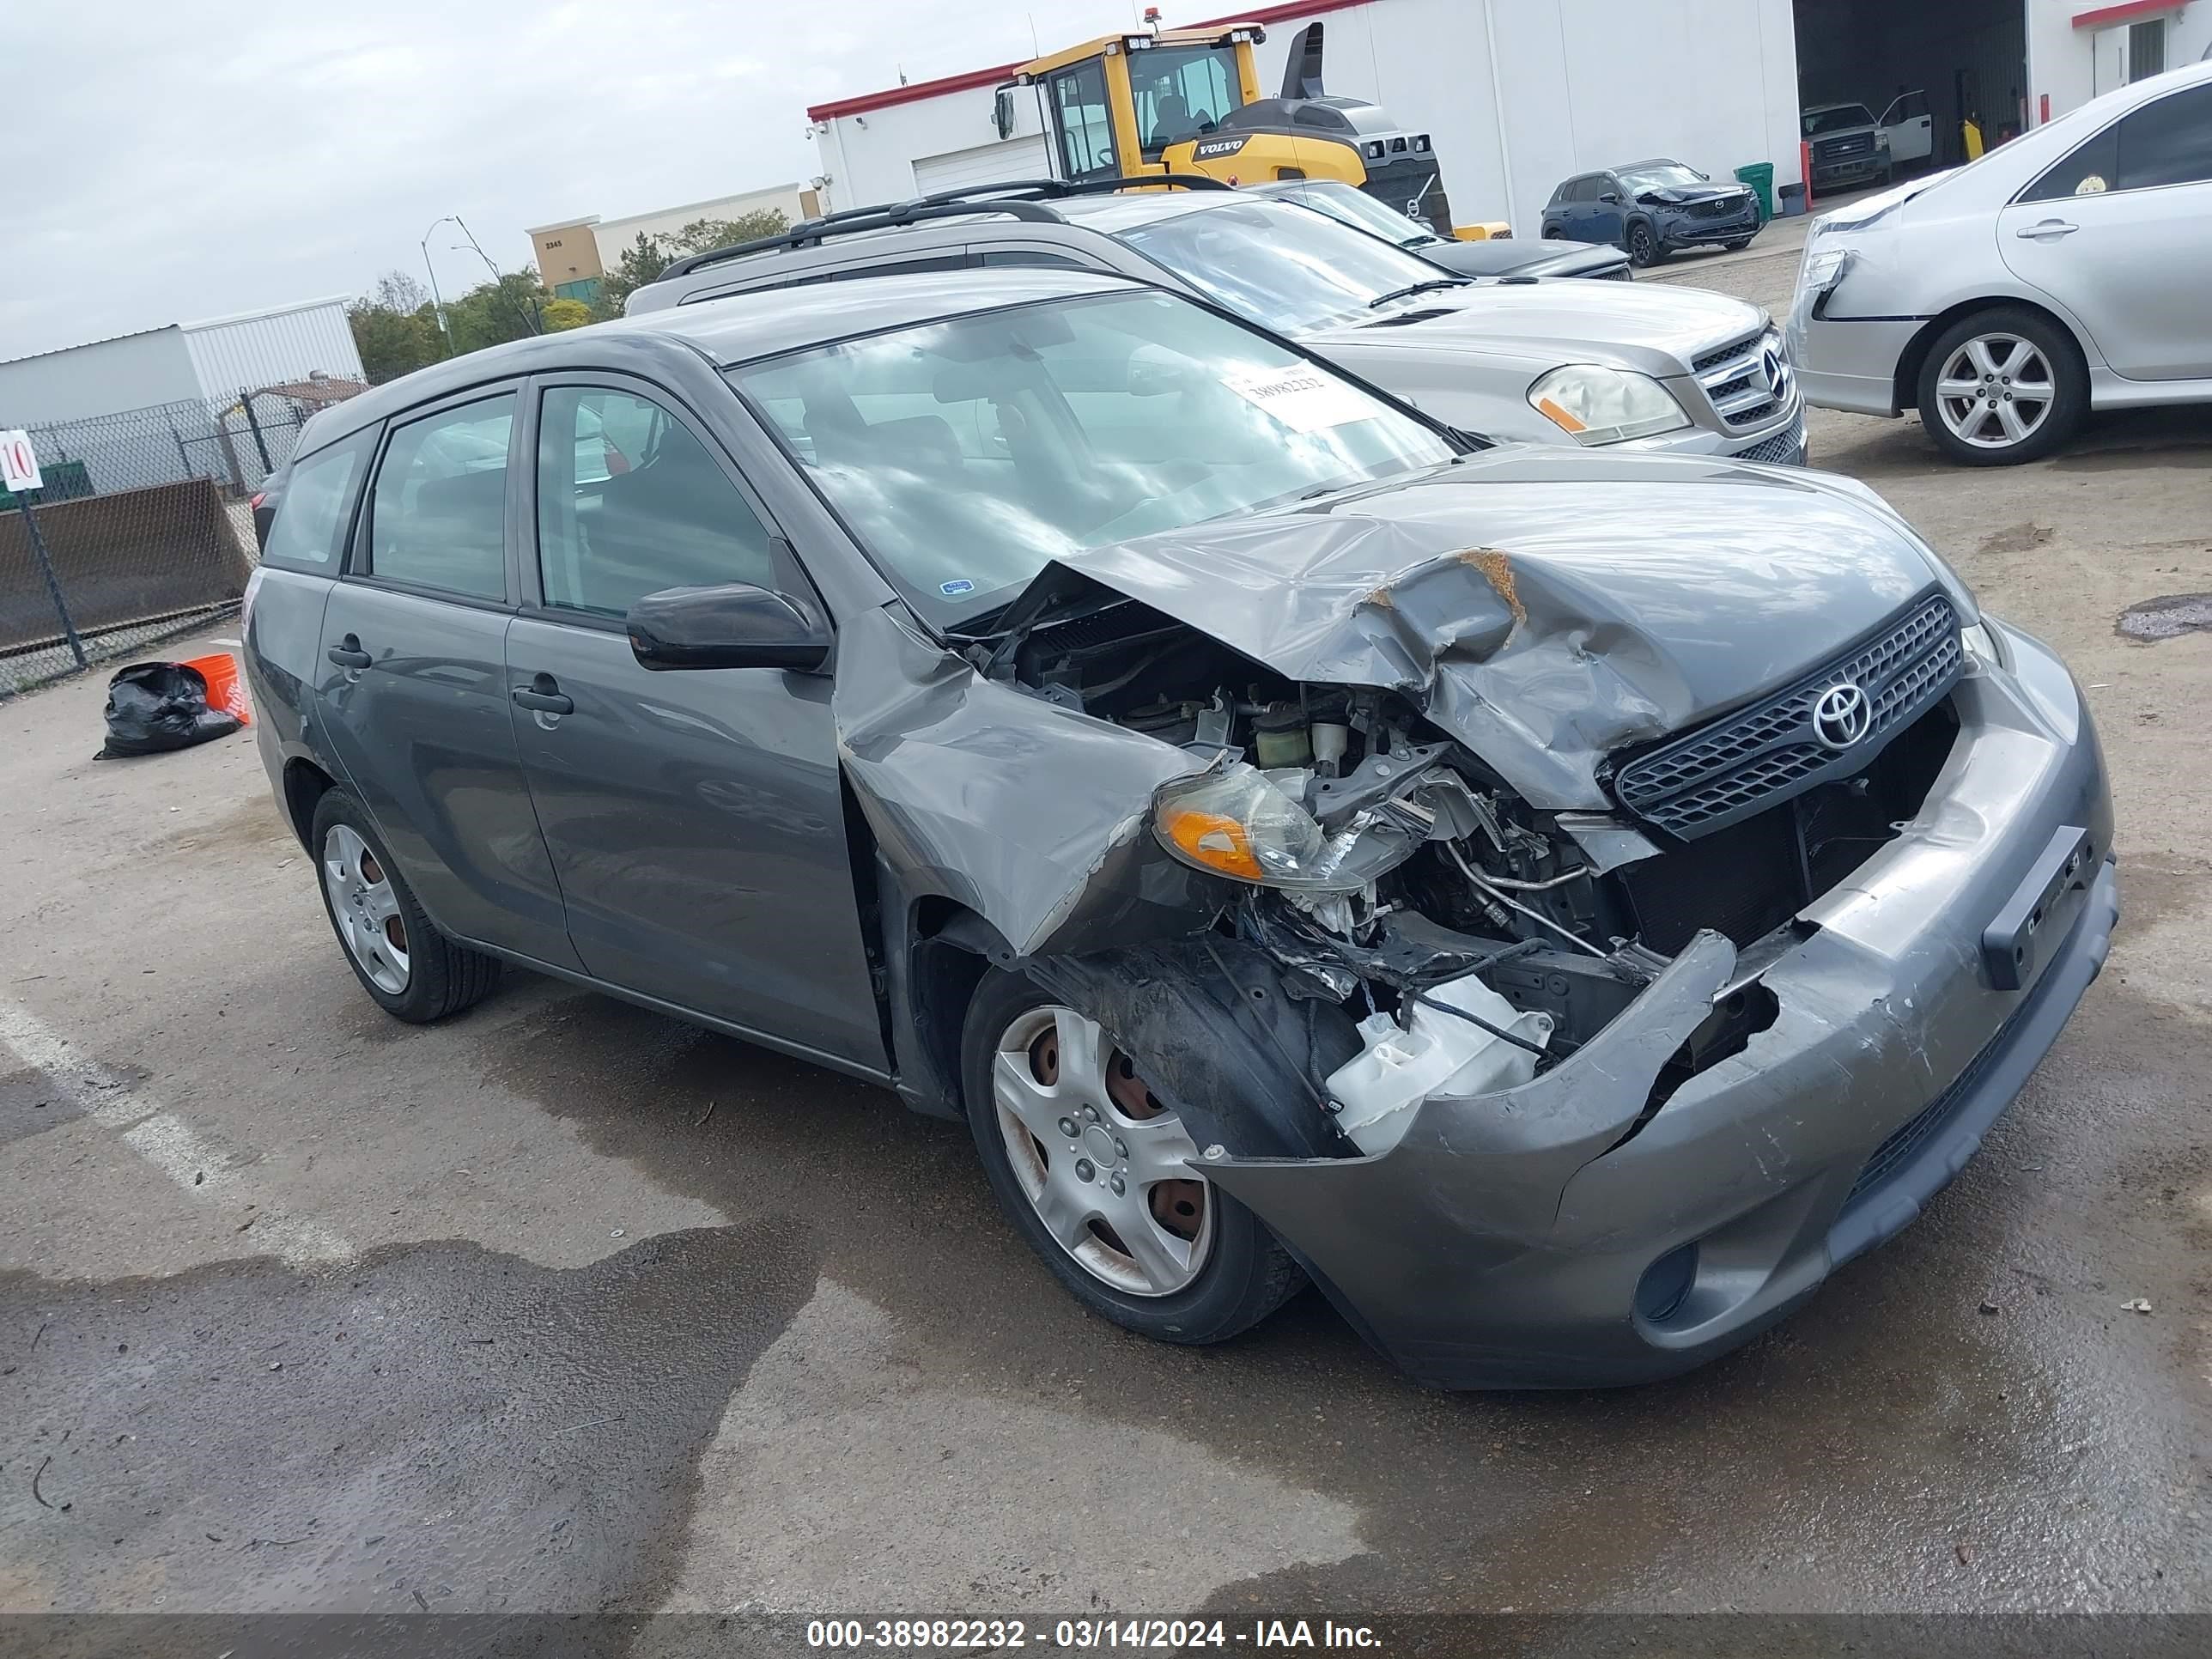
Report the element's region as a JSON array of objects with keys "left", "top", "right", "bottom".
[
  {"left": 1055, "top": 452, "right": 1951, "bottom": 809},
  {"left": 833, "top": 604, "right": 1218, "bottom": 957}
]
